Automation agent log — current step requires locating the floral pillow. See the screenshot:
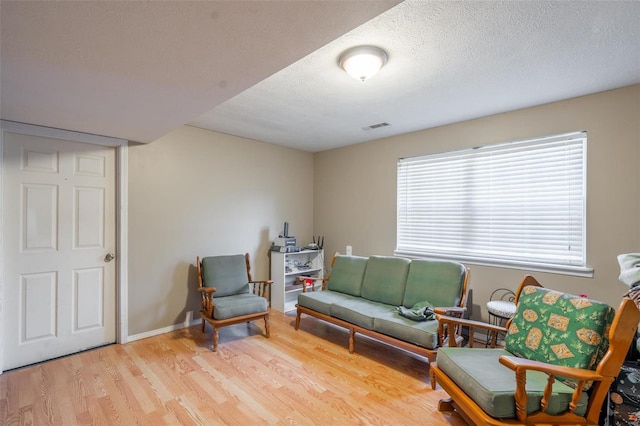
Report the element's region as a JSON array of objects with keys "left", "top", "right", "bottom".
[{"left": 504, "top": 286, "right": 614, "bottom": 386}]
